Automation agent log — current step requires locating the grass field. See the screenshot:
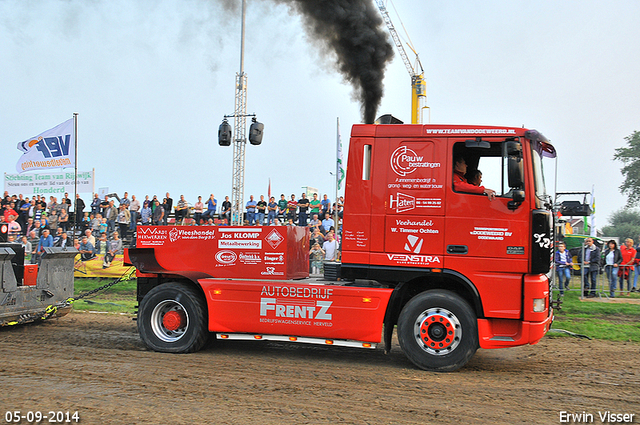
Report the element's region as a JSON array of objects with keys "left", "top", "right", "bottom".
[
  {"left": 73, "top": 277, "right": 137, "bottom": 314},
  {"left": 550, "top": 286, "right": 640, "bottom": 342},
  {"left": 71, "top": 277, "right": 640, "bottom": 343}
]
